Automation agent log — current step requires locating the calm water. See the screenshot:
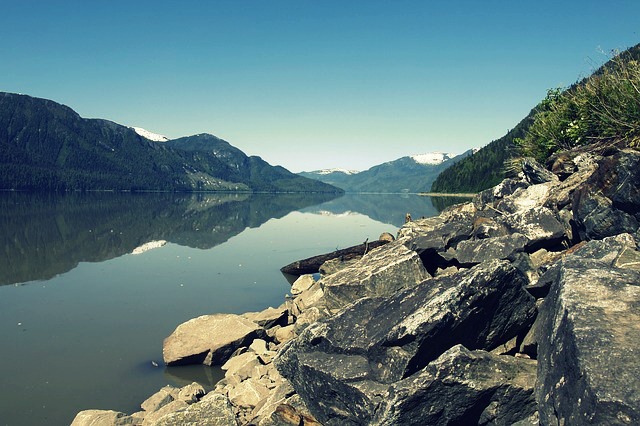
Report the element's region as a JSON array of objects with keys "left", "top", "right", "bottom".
[{"left": 0, "top": 192, "right": 462, "bottom": 425}]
